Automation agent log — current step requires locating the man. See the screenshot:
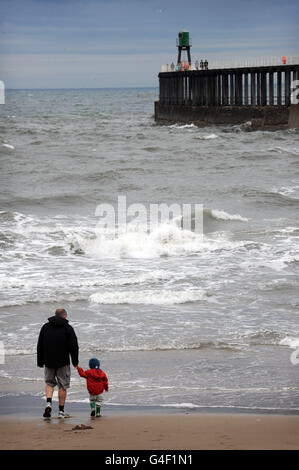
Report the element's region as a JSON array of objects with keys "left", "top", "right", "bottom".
[{"left": 37, "top": 308, "right": 79, "bottom": 418}]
